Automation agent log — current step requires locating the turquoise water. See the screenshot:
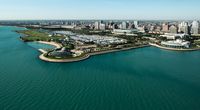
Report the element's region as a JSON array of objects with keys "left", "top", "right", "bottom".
[
  {"left": 26, "top": 42, "right": 56, "bottom": 50},
  {"left": 0, "top": 26, "right": 200, "bottom": 110}
]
